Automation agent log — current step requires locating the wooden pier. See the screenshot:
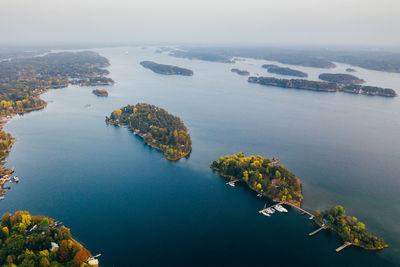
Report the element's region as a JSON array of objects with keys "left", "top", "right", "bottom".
[
  {"left": 309, "top": 225, "right": 327, "bottom": 236},
  {"left": 336, "top": 242, "right": 352, "bottom": 252},
  {"left": 282, "top": 201, "right": 314, "bottom": 218}
]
